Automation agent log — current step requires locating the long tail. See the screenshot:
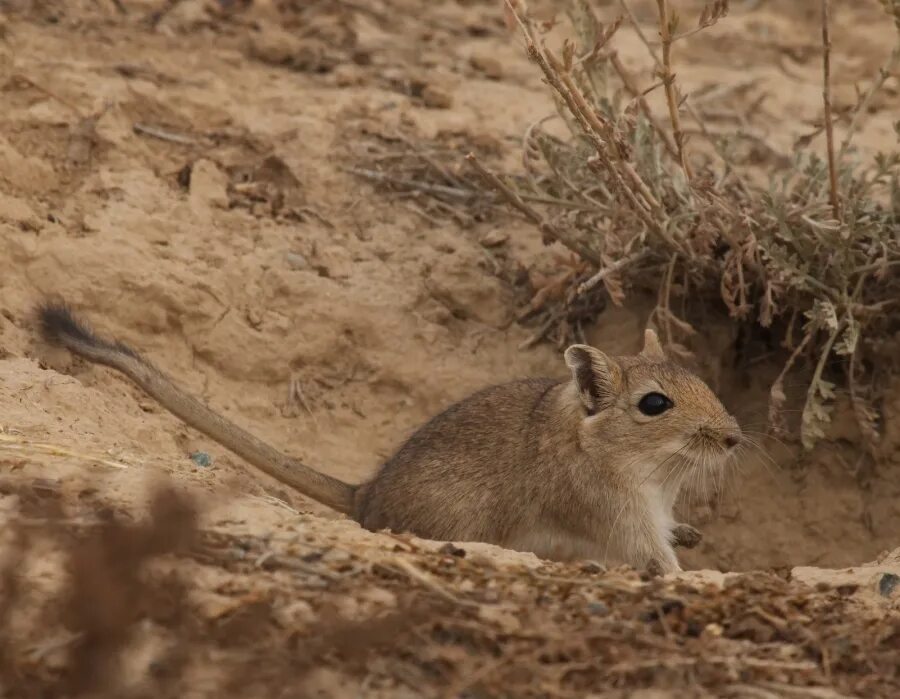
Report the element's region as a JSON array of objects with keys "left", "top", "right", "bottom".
[{"left": 37, "top": 302, "right": 356, "bottom": 515}]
